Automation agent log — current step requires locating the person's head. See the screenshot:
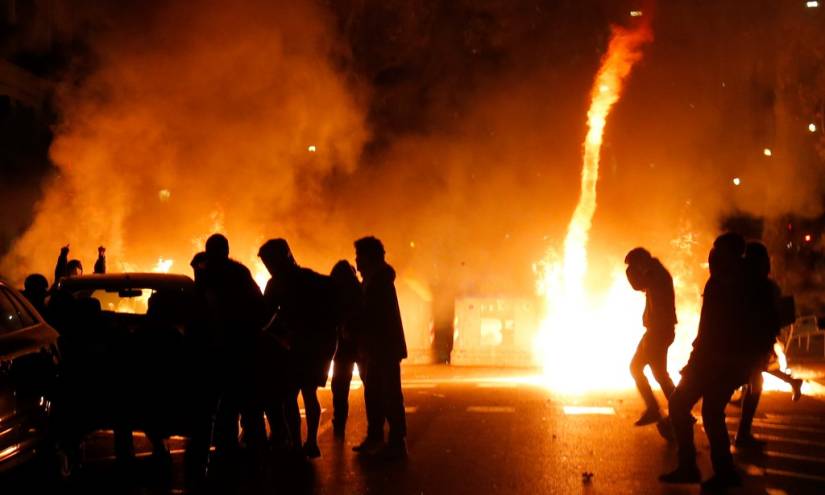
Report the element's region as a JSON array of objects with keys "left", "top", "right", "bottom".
[
  {"left": 67, "top": 259, "right": 83, "bottom": 277},
  {"left": 258, "top": 238, "right": 296, "bottom": 277},
  {"left": 745, "top": 241, "right": 771, "bottom": 279},
  {"left": 23, "top": 273, "right": 49, "bottom": 297},
  {"left": 709, "top": 232, "right": 745, "bottom": 279},
  {"left": 624, "top": 247, "right": 652, "bottom": 270},
  {"left": 354, "top": 236, "right": 385, "bottom": 279},
  {"left": 624, "top": 247, "right": 652, "bottom": 291},
  {"left": 205, "top": 233, "right": 230, "bottom": 262},
  {"left": 331, "top": 259, "right": 359, "bottom": 287},
  {"left": 190, "top": 251, "right": 208, "bottom": 283}
]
